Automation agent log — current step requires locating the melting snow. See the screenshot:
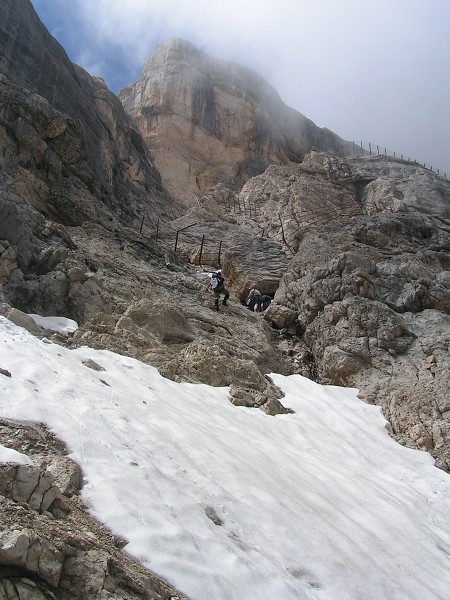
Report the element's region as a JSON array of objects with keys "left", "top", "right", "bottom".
[{"left": 0, "top": 315, "right": 449, "bottom": 600}]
